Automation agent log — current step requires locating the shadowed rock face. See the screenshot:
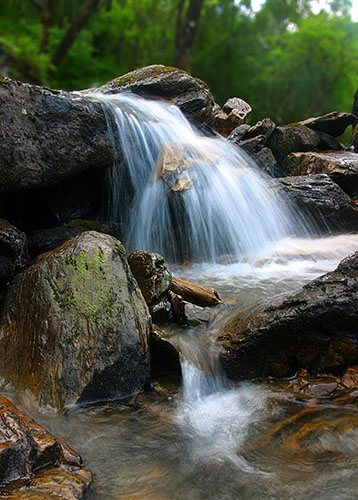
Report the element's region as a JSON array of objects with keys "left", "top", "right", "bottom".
[
  {"left": 0, "top": 78, "right": 113, "bottom": 193},
  {"left": 298, "top": 112, "right": 355, "bottom": 137},
  {"left": 0, "top": 394, "right": 92, "bottom": 498},
  {"left": 268, "top": 174, "right": 358, "bottom": 234},
  {"left": 215, "top": 251, "right": 358, "bottom": 380},
  {"left": 0, "top": 219, "right": 27, "bottom": 287},
  {"left": 0, "top": 231, "right": 151, "bottom": 412},
  {"left": 96, "top": 64, "right": 216, "bottom": 128}
]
